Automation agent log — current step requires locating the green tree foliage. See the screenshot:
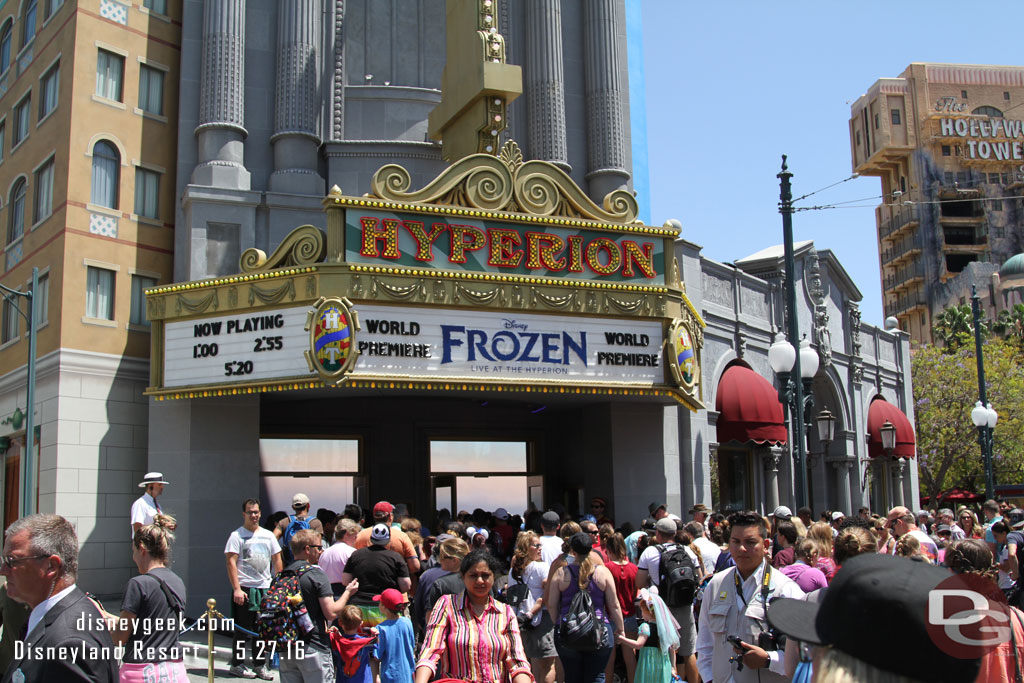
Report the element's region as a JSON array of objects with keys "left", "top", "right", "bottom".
[
  {"left": 993, "top": 303, "right": 1024, "bottom": 349},
  {"left": 933, "top": 304, "right": 985, "bottom": 351},
  {"left": 913, "top": 338, "right": 1024, "bottom": 503}
]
